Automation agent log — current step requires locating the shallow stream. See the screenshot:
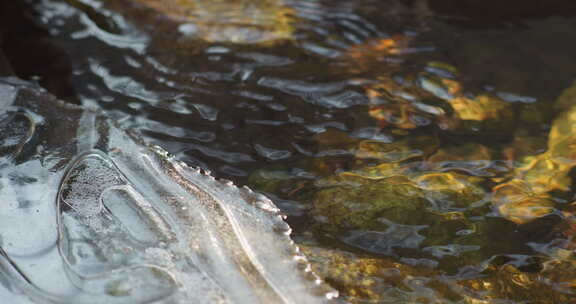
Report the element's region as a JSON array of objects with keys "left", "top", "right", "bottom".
[{"left": 2, "top": 0, "right": 576, "bottom": 302}]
